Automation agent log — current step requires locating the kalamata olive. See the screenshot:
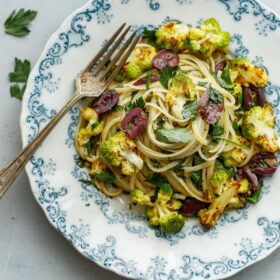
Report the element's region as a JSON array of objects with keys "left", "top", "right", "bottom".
[
  {"left": 250, "top": 152, "right": 277, "bottom": 176},
  {"left": 243, "top": 87, "right": 256, "bottom": 111},
  {"left": 121, "top": 107, "right": 148, "bottom": 139},
  {"left": 152, "top": 50, "right": 179, "bottom": 70},
  {"left": 92, "top": 90, "right": 119, "bottom": 114},
  {"left": 181, "top": 198, "right": 209, "bottom": 217},
  {"left": 242, "top": 166, "right": 259, "bottom": 192},
  {"left": 250, "top": 84, "right": 266, "bottom": 107},
  {"left": 215, "top": 60, "right": 226, "bottom": 74},
  {"left": 133, "top": 75, "right": 159, "bottom": 86},
  {"left": 198, "top": 89, "right": 224, "bottom": 124}
]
